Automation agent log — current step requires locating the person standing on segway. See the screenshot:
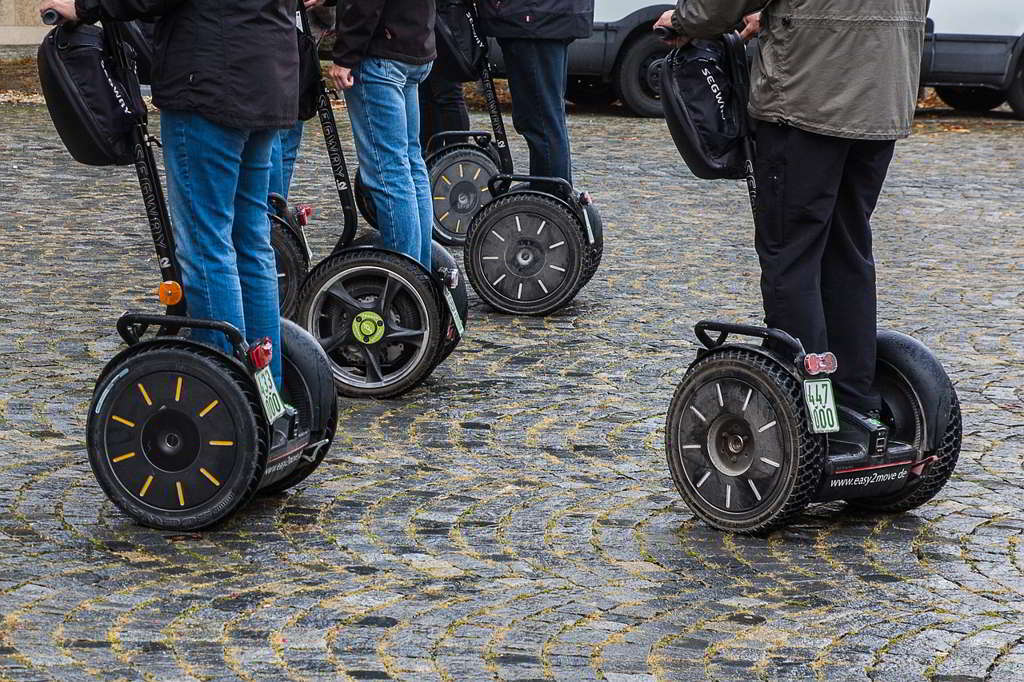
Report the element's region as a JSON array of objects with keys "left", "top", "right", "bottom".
[
  {"left": 655, "top": 0, "right": 928, "bottom": 454},
  {"left": 38, "top": 0, "right": 322, "bottom": 396},
  {"left": 328, "top": 0, "right": 437, "bottom": 270},
  {"left": 477, "top": 0, "right": 594, "bottom": 185}
]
